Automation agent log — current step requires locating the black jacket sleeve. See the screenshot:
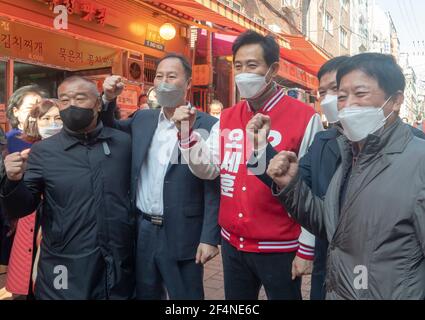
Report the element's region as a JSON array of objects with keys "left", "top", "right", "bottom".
[
  {"left": 0, "top": 144, "right": 44, "bottom": 219},
  {"left": 274, "top": 173, "right": 327, "bottom": 239},
  {"left": 100, "top": 98, "right": 133, "bottom": 133},
  {"left": 200, "top": 176, "right": 221, "bottom": 246},
  {"left": 198, "top": 116, "right": 221, "bottom": 246},
  {"left": 298, "top": 145, "right": 313, "bottom": 189},
  {"left": 247, "top": 143, "right": 278, "bottom": 188}
]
